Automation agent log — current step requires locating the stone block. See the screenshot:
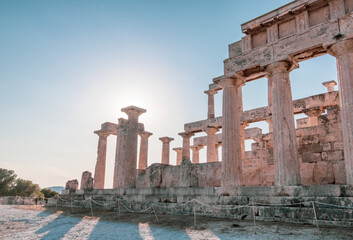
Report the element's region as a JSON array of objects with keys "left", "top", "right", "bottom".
[
  {"left": 65, "top": 179, "right": 78, "bottom": 193},
  {"left": 322, "top": 142, "right": 331, "bottom": 151},
  {"left": 333, "top": 161, "right": 347, "bottom": 185},
  {"left": 300, "top": 162, "right": 314, "bottom": 185},
  {"left": 321, "top": 151, "right": 344, "bottom": 161},
  {"left": 301, "top": 152, "right": 322, "bottom": 163},
  {"left": 298, "top": 143, "right": 323, "bottom": 153},
  {"left": 80, "top": 171, "right": 93, "bottom": 191},
  {"left": 299, "top": 134, "right": 320, "bottom": 145},
  {"left": 313, "top": 162, "right": 334, "bottom": 185},
  {"left": 332, "top": 142, "right": 344, "bottom": 151}
]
